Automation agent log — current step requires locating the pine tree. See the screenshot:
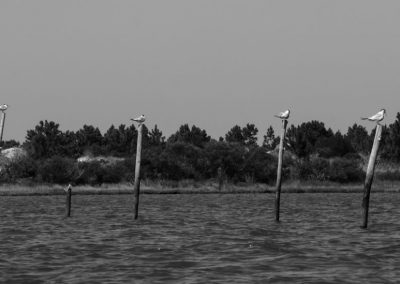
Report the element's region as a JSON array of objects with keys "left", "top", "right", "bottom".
[{"left": 263, "top": 126, "right": 278, "bottom": 150}]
